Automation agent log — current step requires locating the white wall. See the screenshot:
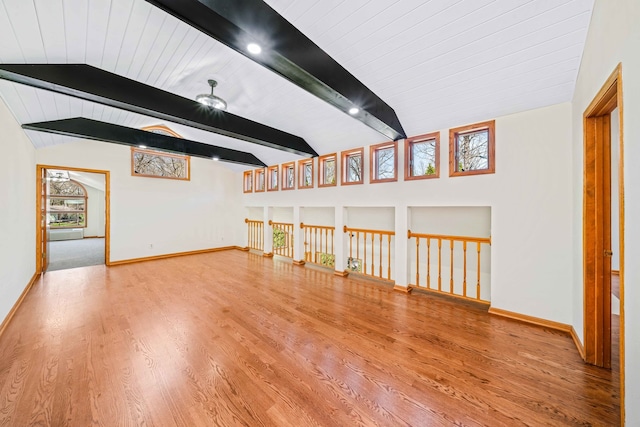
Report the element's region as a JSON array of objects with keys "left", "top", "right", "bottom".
[
  {"left": 571, "top": 0, "right": 640, "bottom": 423},
  {"left": 85, "top": 184, "right": 106, "bottom": 238},
  {"left": 243, "top": 102, "right": 574, "bottom": 325},
  {"left": 0, "top": 99, "right": 35, "bottom": 325},
  {"left": 36, "top": 139, "right": 244, "bottom": 262}
]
